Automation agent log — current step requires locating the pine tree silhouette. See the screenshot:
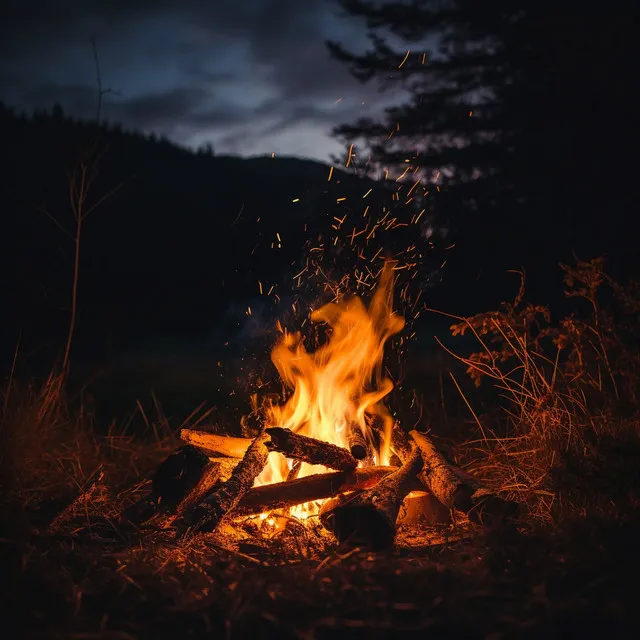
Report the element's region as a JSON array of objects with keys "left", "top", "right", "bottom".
[{"left": 329, "top": 1, "right": 640, "bottom": 311}]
